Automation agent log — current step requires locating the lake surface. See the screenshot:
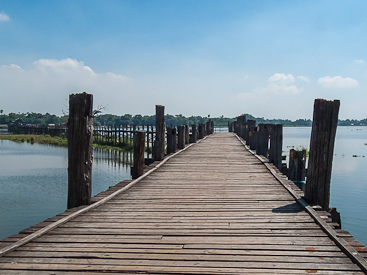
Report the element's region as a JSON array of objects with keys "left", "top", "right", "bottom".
[
  {"left": 0, "top": 127, "right": 366, "bottom": 247},
  {"left": 0, "top": 140, "right": 132, "bottom": 240}
]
